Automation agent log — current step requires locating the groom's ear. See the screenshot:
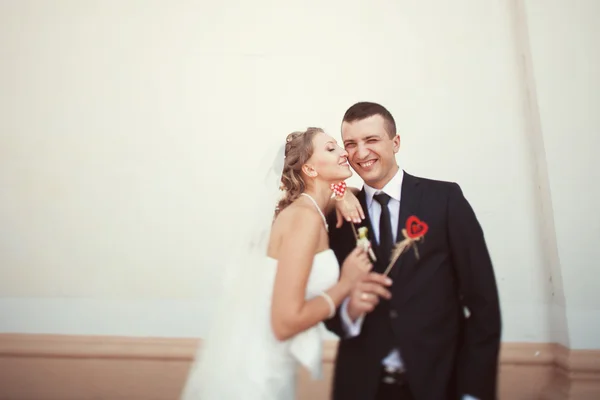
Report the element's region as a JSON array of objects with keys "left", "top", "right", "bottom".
[
  {"left": 392, "top": 134, "right": 401, "bottom": 153},
  {"left": 302, "top": 164, "right": 318, "bottom": 178}
]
